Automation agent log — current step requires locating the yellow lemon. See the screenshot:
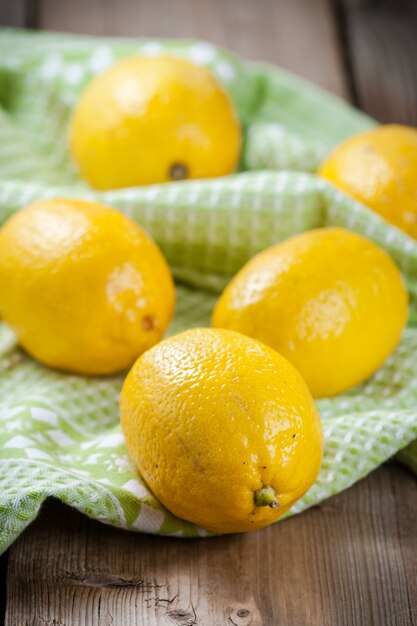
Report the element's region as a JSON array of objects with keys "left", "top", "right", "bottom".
[
  {"left": 212, "top": 228, "right": 408, "bottom": 398},
  {"left": 318, "top": 124, "right": 417, "bottom": 239},
  {"left": 69, "top": 55, "right": 242, "bottom": 190},
  {"left": 120, "top": 327, "right": 323, "bottom": 534},
  {"left": 0, "top": 198, "right": 175, "bottom": 375}
]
